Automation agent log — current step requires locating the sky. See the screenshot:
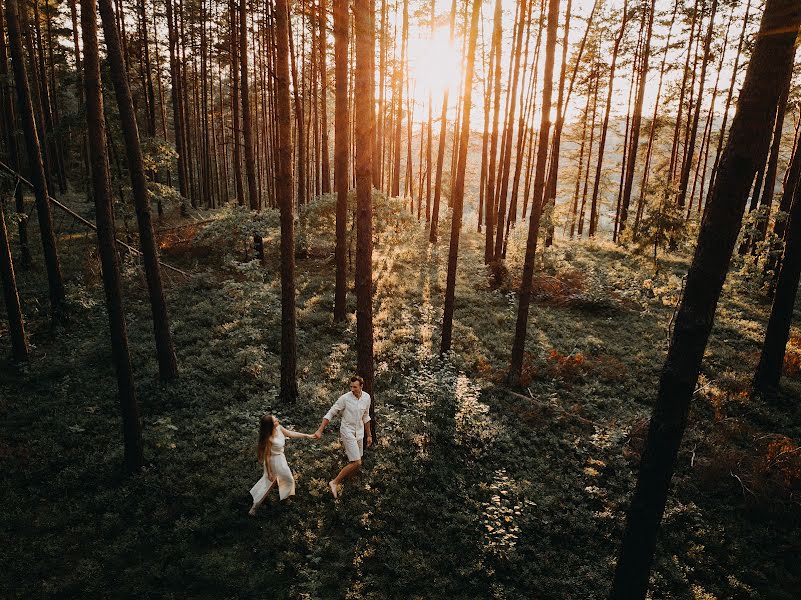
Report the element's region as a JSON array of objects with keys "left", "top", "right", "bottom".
[{"left": 400, "top": 0, "right": 761, "bottom": 130}]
